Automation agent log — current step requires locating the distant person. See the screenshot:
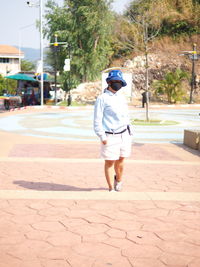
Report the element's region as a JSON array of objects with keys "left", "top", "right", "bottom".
[
  {"left": 29, "top": 89, "right": 37, "bottom": 105},
  {"left": 67, "top": 93, "right": 72, "bottom": 106},
  {"left": 44, "top": 84, "right": 51, "bottom": 104},
  {"left": 94, "top": 70, "right": 133, "bottom": 192},
  {"left": 142, "top": 91, "right": 151, "bottom": 108},
  {"left": 23, "top": 85, "right": 28, "bottom": 106}
]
